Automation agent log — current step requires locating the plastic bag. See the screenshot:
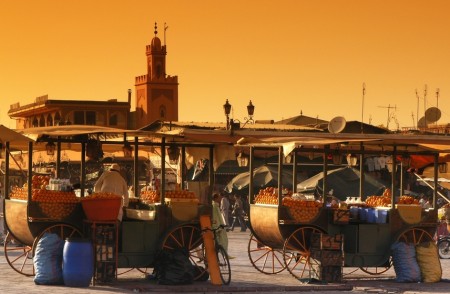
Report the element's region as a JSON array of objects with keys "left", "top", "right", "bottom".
[
  {"left": 391, "top": 242, "right": 421, "bottom": 283},
  {"left": 34, "top": 233, "right": 64, "bottom": 285},
  {"left": 153, "top": 248, "right": 194, "bottom": 285}
]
